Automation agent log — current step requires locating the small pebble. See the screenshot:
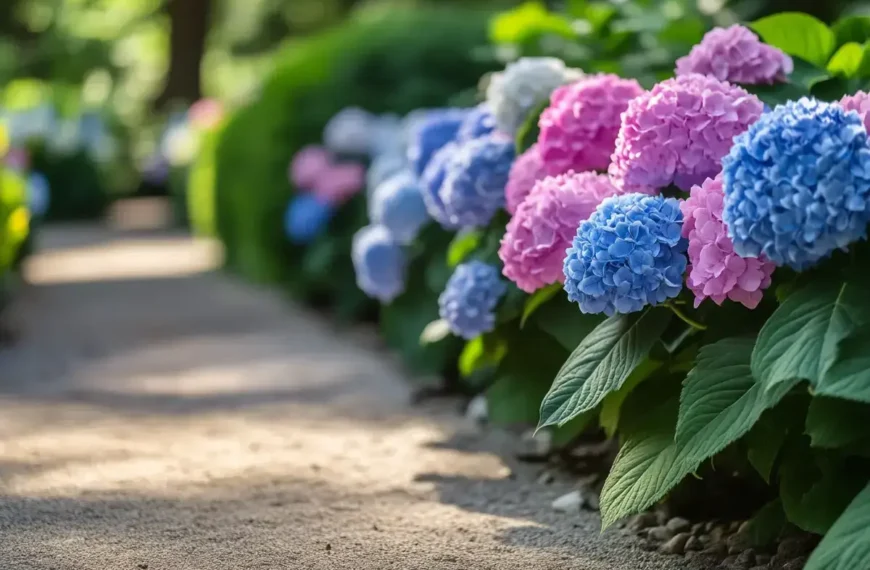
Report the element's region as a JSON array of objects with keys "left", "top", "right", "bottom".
[
  {"left": 755, "top": 554, "right": 771, "bottom": 565},
  {"left": 685, "top": 536, "right": 702, "bottom": 551},
  {"left": 628, "top": 513, "right": 658, "bottom": 533},
  {"left": 702, "top": 543, "right": 727, "bottom": 557},
  {"left": 647, "top": 526, "right": 674, "bottom": 542},
  {"left": 666, "top": 517, "right": 691, "bottom": 533},
  {"left": 777, "top": 537, "right": 813, "bottom": 559},
  {"left": 516, "top": 428, "right": 553, "bottom": 462},
  {"left": 659, "top": 532, "right": 690, "bottom": 555},
  {"left": 732, "top": 549, "right": 755, "bottom": 569},
  {"left": 720, "top": 555, "right": 736, "bottom": 567},
  {"left": 552, "top": 490, "right": 583, "bottom": 513},
  {"left": 536, "top": 470, "right": 555, "bottom": 485},
  {"left": 465, "top": 394, "right": 488, "bottom": 425},
  {"left": 691, "top": 522, "right": 705, "bottom": 536},
  {"left": 782, "top": 557, "right": 808, "bottom": 570}
]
